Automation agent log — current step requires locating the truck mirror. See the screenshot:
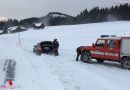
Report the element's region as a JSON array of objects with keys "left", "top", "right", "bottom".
[{"left": 92, "top": 43, "right": 95, "bottom": 47}]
